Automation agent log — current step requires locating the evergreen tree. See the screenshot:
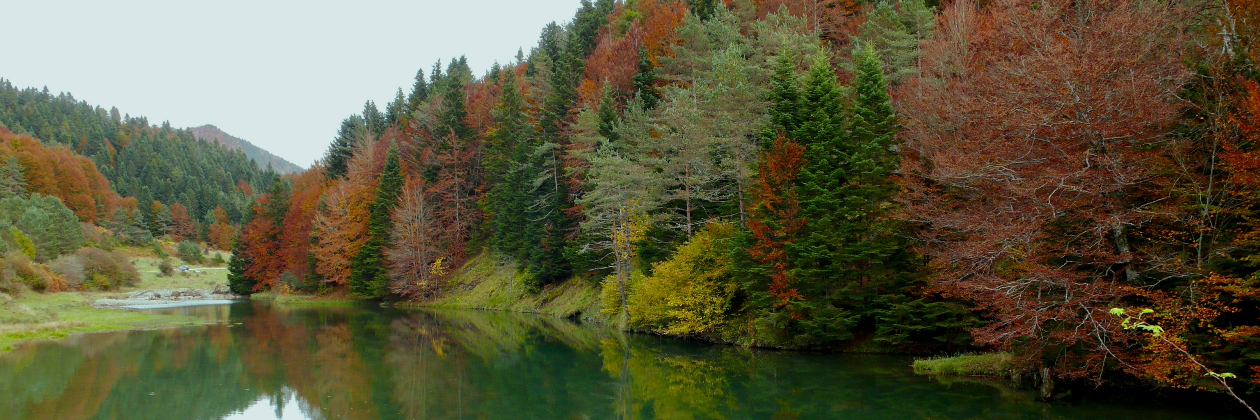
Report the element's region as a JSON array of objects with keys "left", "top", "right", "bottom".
[
  {"left": 483, "top": 71, "right": 541, "bottom": 262},
  {"left": 363, "top": 100, "right": 386, "bottom": 138},
  {"left": 323, "top": 115, "right": 365, "bottom": 180},
  {"left": 852, "top": 0, "right": 935, "bottom": 85},
  {"left": 406, "top": 68, "right": 428, "bottom": 112},
  {"left": 349, "top": 148, "right": 404, "bottom": 299},
  {"left": 596, "top": 85, "right": 620, "bottom": 141},
  {"left": 385, "top": 88, "right": 407, "bottom": 125},
  {"left": 632, "top": 47, "right": 660, "bottom": 110},
  {"left": 0, "top": 157, "right": 27, "bottom": 199},
  {"left": 768, "top": 54, "right": 804, "bottom": 139},
  {"left": 437, "top": 73, "right": 473, "bottom": 140},
  {"left": 227, "top": 239, "right": 257, "bottom": 295}
]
